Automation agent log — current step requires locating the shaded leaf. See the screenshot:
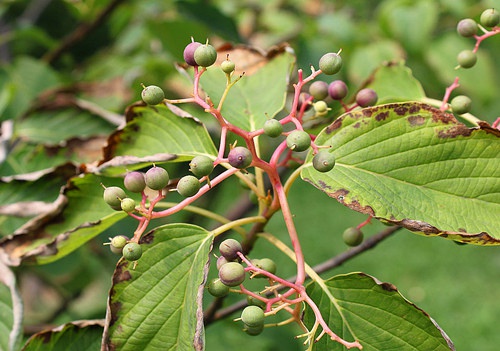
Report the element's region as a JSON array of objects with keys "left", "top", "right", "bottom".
[
  {"left": 21, "top": 320, "right": 104, "bottom": 351},
  {"left": 103, "top": 223, "right": 213, "bottom": 351},
  {"left": 303, "top": 273, "right": 454, "bottom": 351},
  {"left": 199, "top": 45, "right": 295, "bottom": 131},
  {"left": 0, "top": 261, "right": 23, "bottom": 351},
  {"left": 301, "top": 102, "right": 500, "bottom": 244}
]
